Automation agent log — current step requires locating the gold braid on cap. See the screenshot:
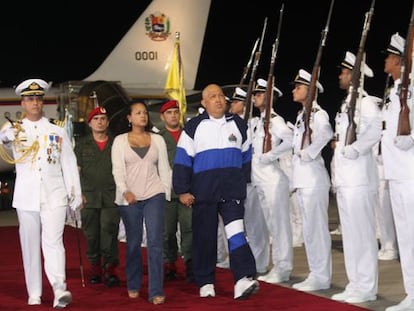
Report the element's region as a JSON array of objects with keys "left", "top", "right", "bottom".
[{"left": 0, "top": 120, "right": 39, "bottom": 165}]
